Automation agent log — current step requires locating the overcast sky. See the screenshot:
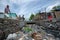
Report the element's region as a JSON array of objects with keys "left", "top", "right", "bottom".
[{"left": 0, "top": 0, "right": 60, "bottom": 19}]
